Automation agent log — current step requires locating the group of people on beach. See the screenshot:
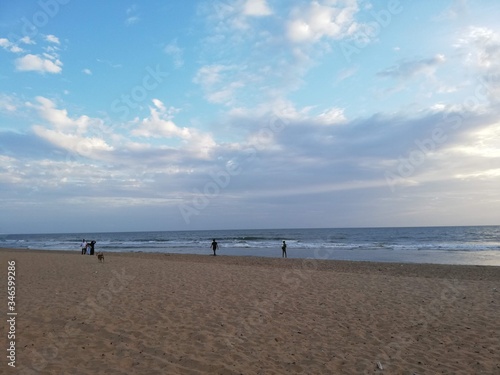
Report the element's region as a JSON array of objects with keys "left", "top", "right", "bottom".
[
  {"left": 211, "top": 239, "right": 287, "bottom": 258},
  {"left": 77, "top": 238, "right": 286, "bottom": 257},
  {"left": 80, "top": 239, "right": 96, "bottom": 255}
]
